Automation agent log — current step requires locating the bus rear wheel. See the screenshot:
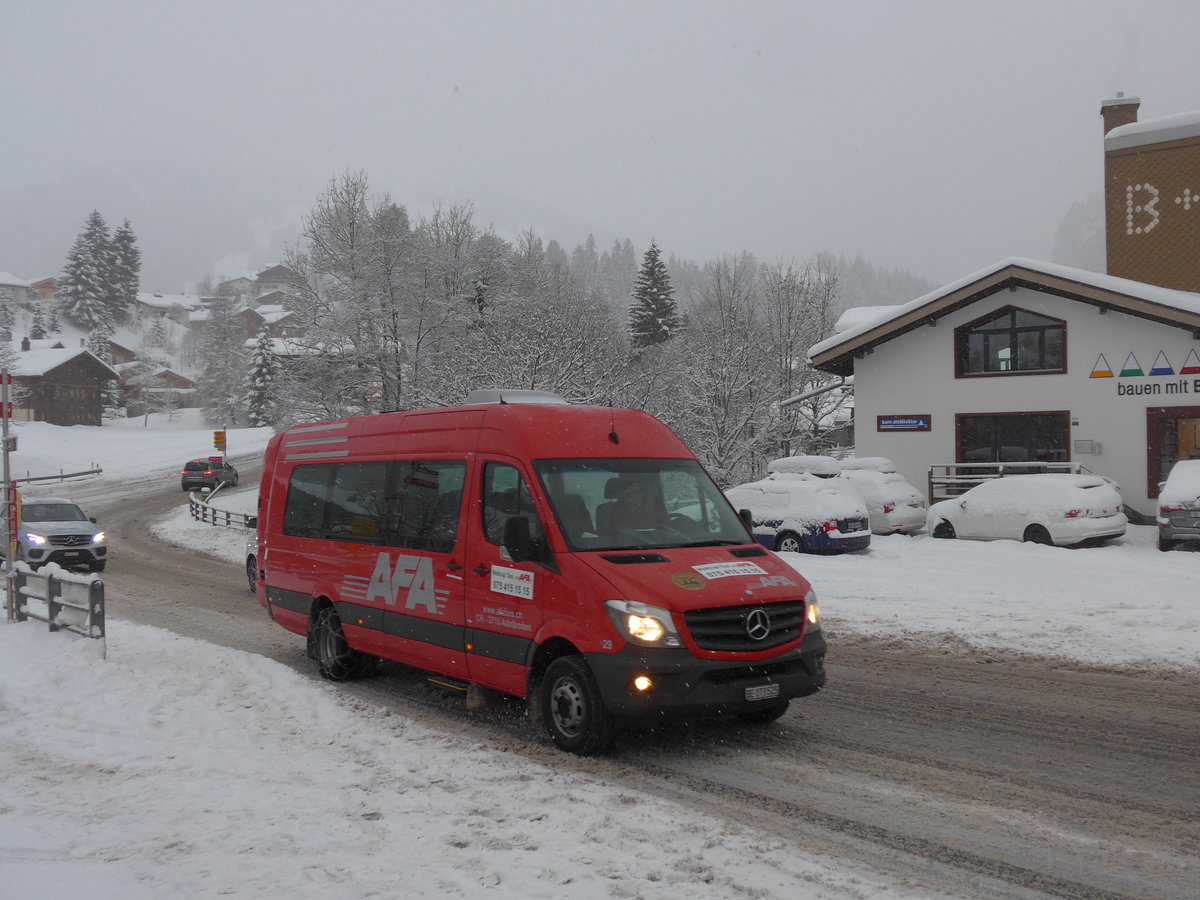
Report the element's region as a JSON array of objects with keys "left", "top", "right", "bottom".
[
  {"left": 314, "top": 606, "right": 375, "bottom": 681},
  {"left": 541, "top": 656, "right": 614, "bottom": 756}
]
